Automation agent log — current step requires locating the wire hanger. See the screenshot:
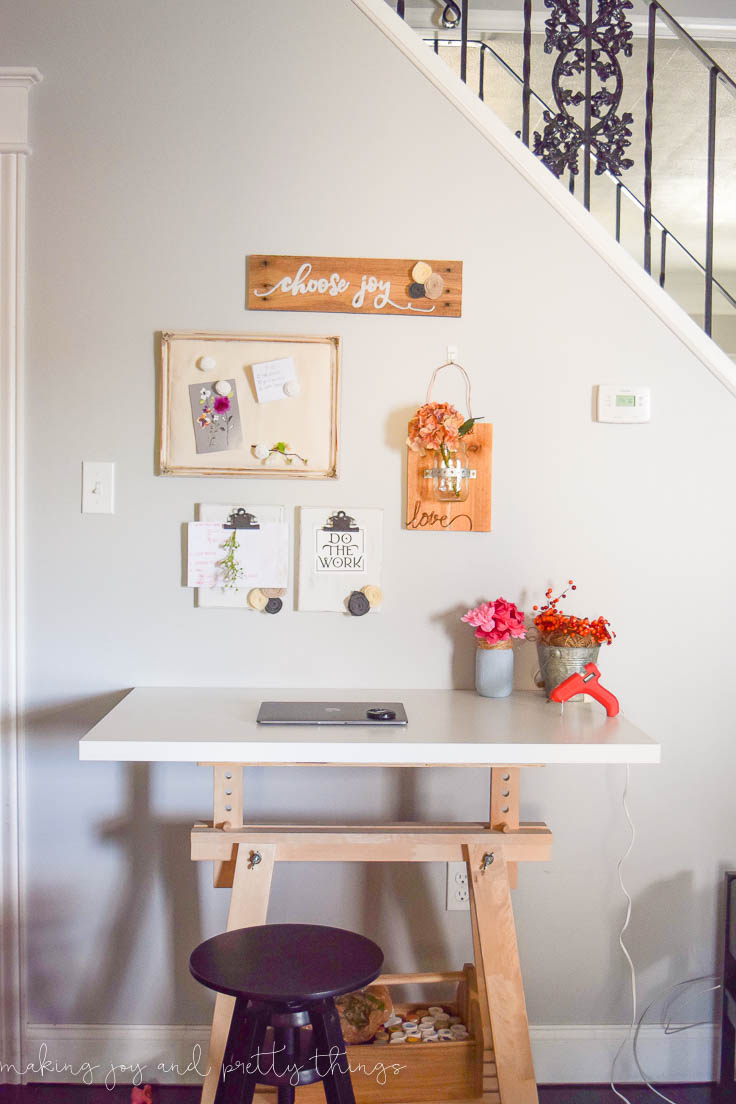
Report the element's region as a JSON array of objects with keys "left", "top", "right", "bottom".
[{"left": 426, "top": 360, "right": 473, "bottom": 418}]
